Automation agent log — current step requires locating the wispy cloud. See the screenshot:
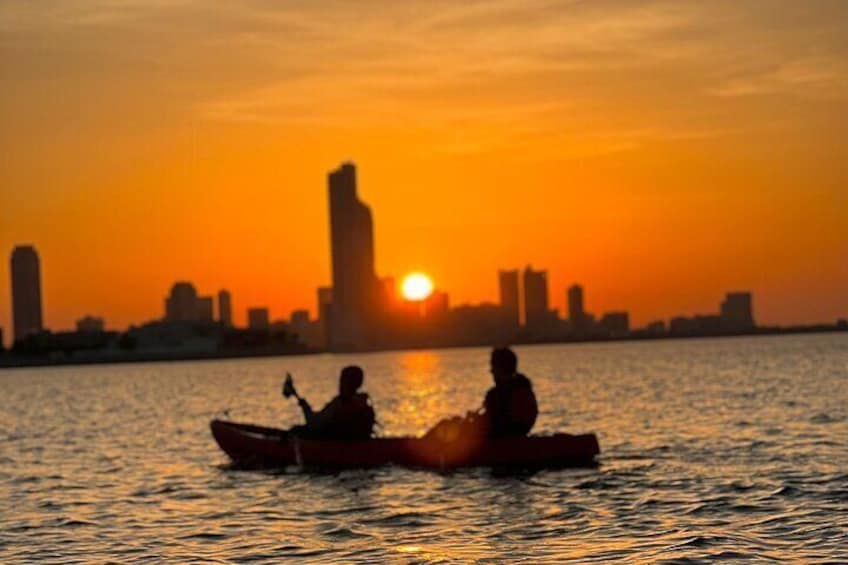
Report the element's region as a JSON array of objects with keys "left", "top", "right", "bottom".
[{"left": 710, "top": 56, "right": 848, "bottom": 98}]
